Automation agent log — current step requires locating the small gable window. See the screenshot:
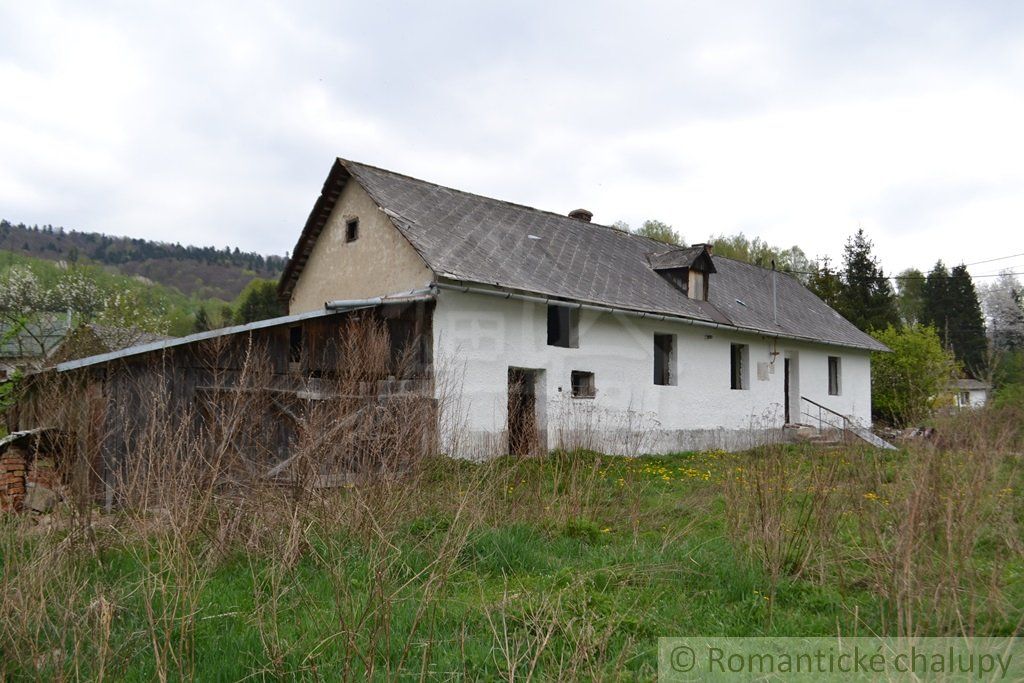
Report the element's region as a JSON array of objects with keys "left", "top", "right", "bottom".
[
  {"left": 828, "top": 356, "right": 841, "bottom": 396},
  {"left": 547, "top": 304, "right": 579, "bottom": 348},
  {"left": 345, "top": 218, "right": 359, "bottom": 243},
  {"left": 571, "top": 371, "right": 596, "bottom": 398}
]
